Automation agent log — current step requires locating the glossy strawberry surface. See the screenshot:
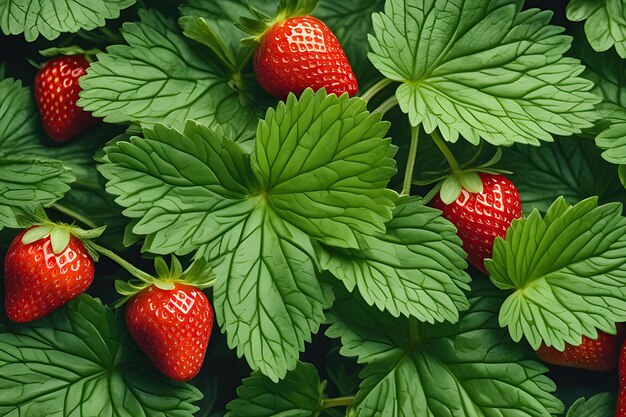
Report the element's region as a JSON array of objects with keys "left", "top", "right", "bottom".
[
  {"left": 125, "top": 283, "right": 214, "bottom": 381},
  {"left": 432, "top": 173, "right": 522, "bottom": 273},
  {"left": 536, "top": 325, "right": 625, "bottom": 371},
  {"left": 618, "top": 339, "right": 626, "bottom": 416},
  {"left": 34, "top": 55, "right": 99, "bottom": 142},
  {"left": 4, "top": 229, "right": 94, "bottom": 322},
  {"left": 254, "top": 16, "right": 358, "bottom": 99}
]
